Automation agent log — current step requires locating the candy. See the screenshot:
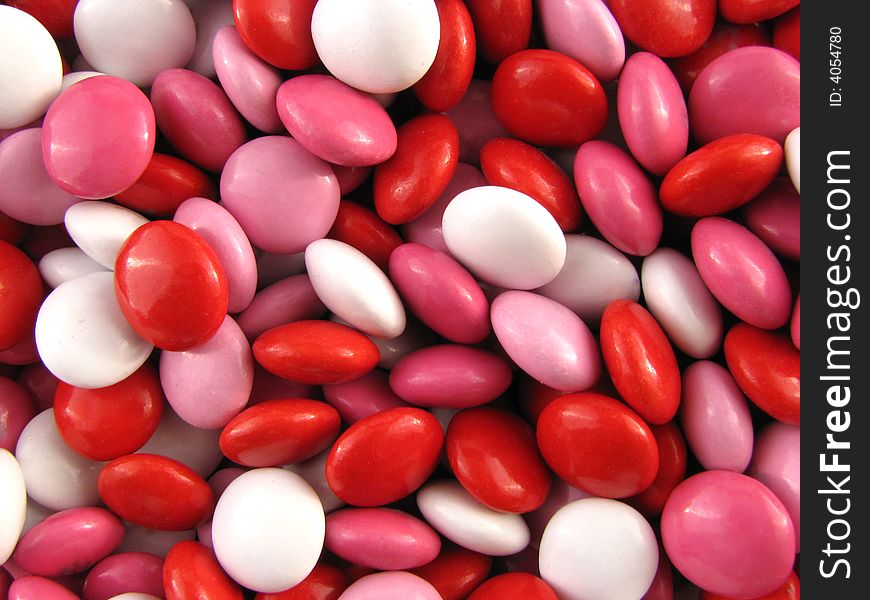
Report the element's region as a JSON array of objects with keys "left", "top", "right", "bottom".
[
  {"left": 328, "top": 201, "right": 403, "bottom": 272},
  {"left": 255, "top": 563, "right": 350, "bottom": 600},
  {"left": 232, "top": 0, "right": 318, "bottom": 71},
  {"left": 466, "top": 0, "right": 531, "bottom": 64},
  {"left": 6, "top": 0, "right": 78, "bottom": 39},
  {"left": 0, "top": 240, "right": 42, "bottom": 351},
  {"left": 114, "top": 154, "right": 215, "bottom": 218},
  {"left": 444, "top": 81, "right": 510, "bottom": 165},
  {"left": 409, "top": 544, "right": 492, "bottom": 600},
  {"left": 773, "top": 6, "right": 800, "bottom": 60},
  {"left": 8, "top": 576, "right": 81, "bottom": 600},
  {"left": 627, "top": 421, "right": 688, "bottom": 517},
  {"left": 784, "top": 126, "right": 800, "bottom": 193},
  {"left": 338, "top": 571, "right": 442, "bottom": 600},
  {"left": 467, "top": 572, "right": 557, "bottom": 600},
  {"left": 135, "top": 408, "right": 223, "bottom": 478},
  {"left": 184, "top": 0, "right": 234, "bottom": 79},
  {"left": 162, "top": 541, "right": 243, "bottom": 599},
  {"left": 609, "top": 0, "right": 716, "bottom": 58},
  {"left": 719, "top": 0, "right": 799, "bottom": 24},
  {"left": 63, "top": 202, "right": 149, "bottom": 270},
  {"left": 237, "top": 274, "right": 326, "bottom": 341},
  {"left": 0, "top": 449, "right": 26, "bottom": 564},
  {"left": 0, "top": 377, "right": 36, "bottom": 452},
  {"left": 83, "top": 552, "right": 165, "bottom": 600},
  {"left": 740, "top": 177, "right": 801, "bottom": 261}
]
